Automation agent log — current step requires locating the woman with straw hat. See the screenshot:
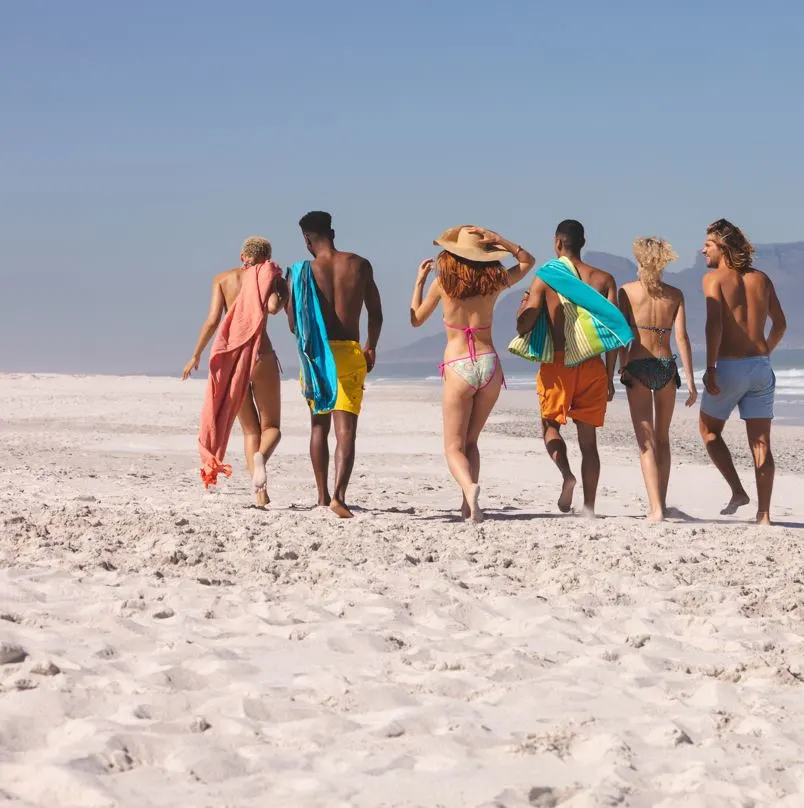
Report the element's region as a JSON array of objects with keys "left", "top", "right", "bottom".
[{"left": 410, "top": 225, "right": 534, "bottom": 522}]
